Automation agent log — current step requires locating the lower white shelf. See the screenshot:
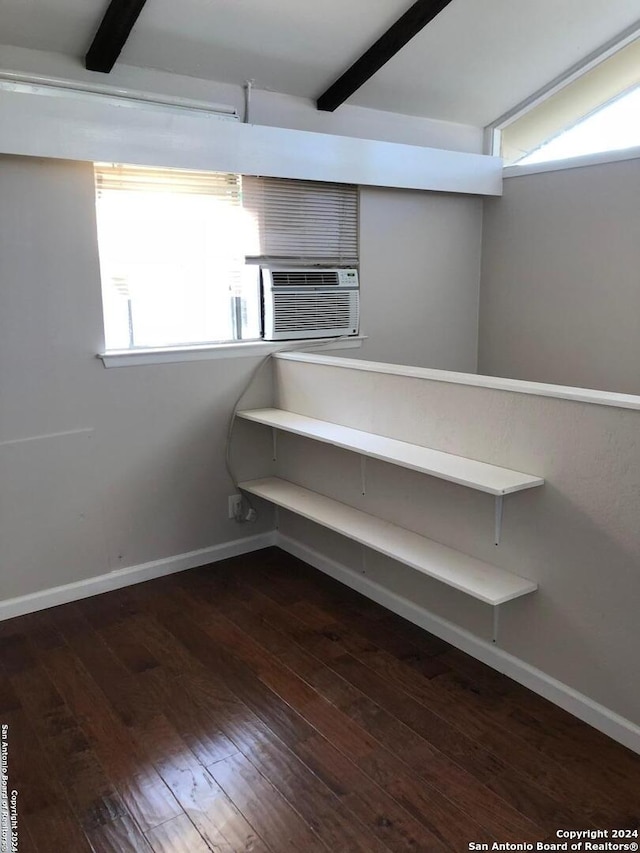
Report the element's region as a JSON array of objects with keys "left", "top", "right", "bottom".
[{"left": 239, "top": 477, "right": 538, "bottom": 606}]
